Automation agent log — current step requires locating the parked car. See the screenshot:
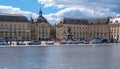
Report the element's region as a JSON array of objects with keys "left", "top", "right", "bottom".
[
  {"left": 16, "top": 41, "right": 25, "bottom": 45},
  {"left": 78, "top": 39, "right": 86, "bottom": 44},
  {"left": 0, "top": 40, "right": 7, "bottom": 45},
  {"left": 108, "top": 39, "right": 118, "bottom": 43},
  {"left": 28, "top": 40, "right": 41, "bottom": 45},
  {"left": 46, "top": 41, "right": 54, "bottom": 45},
  {"left": 89, "top": 38, "right": 103, "bottom": 44},
  {"left": 67, "top": 40, "right": 80, "bottom": 44},
  {"left": 102, "top": 39, "right": 108, "bottom": 43}
]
